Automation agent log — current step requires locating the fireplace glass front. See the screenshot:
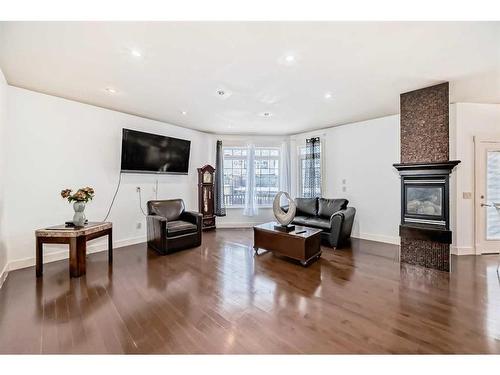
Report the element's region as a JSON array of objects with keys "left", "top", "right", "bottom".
[{"left": 406, "top": 186, "right": 442, "bottom": 216}]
